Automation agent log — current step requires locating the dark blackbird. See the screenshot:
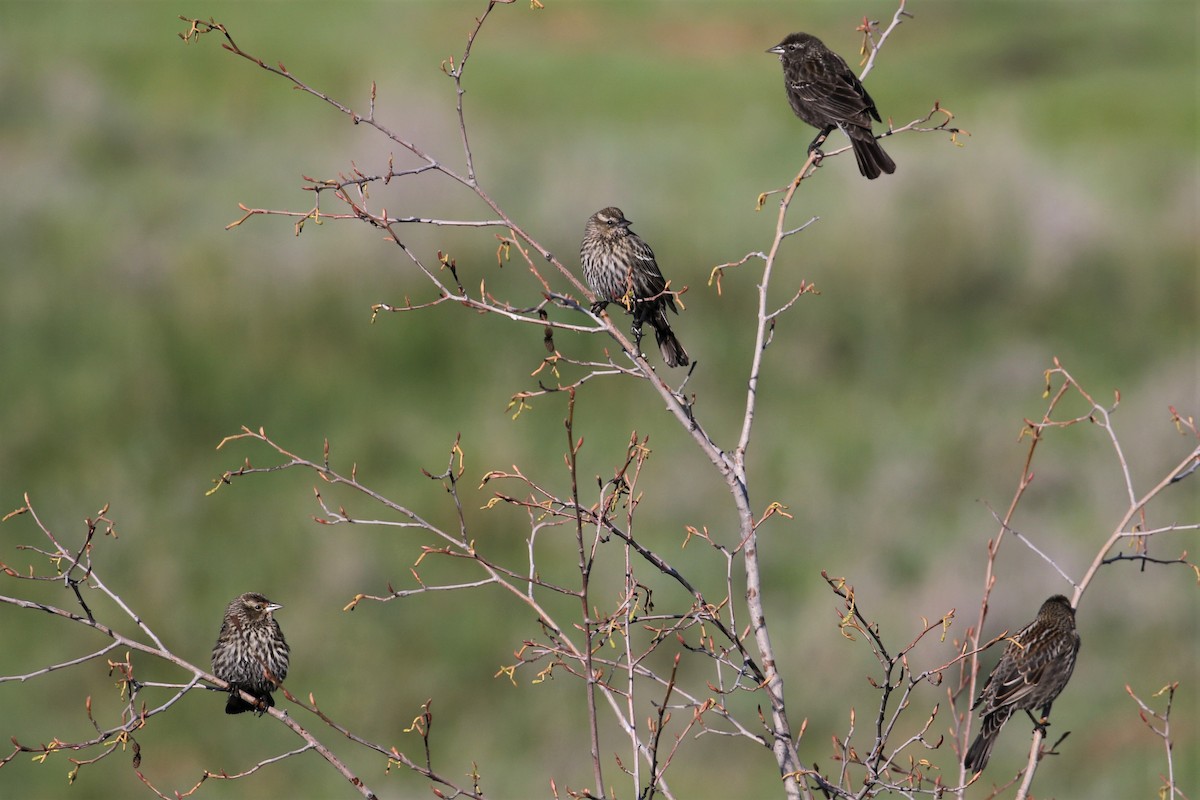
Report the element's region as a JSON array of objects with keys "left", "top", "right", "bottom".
[
  {"left": 580, "top": 207, "right": 688, "bottom": 368},
  {"left": 767, "top": 32, "right": 896, "bottom": 179},
  {"left": 211, "top": 592, "right": 290, "bottom": 715},
  {"left": 964, "top": 594, "right": 1081, "bottom": 772}
]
